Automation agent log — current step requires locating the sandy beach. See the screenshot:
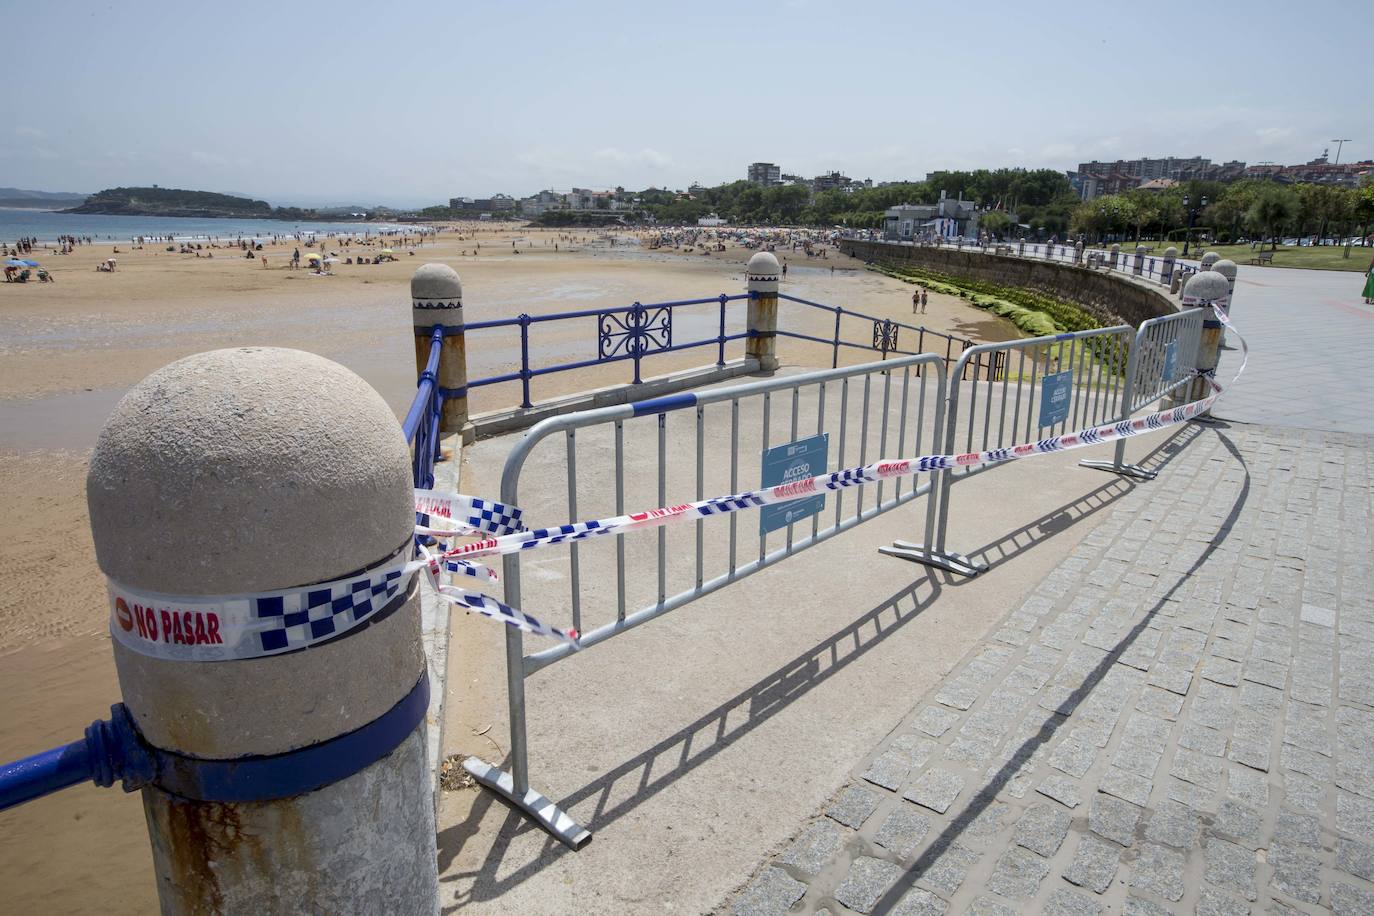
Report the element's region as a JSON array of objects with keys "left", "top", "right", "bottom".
[{"left": 0, "top": 223, "right": 1016, "bottom": 913}]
